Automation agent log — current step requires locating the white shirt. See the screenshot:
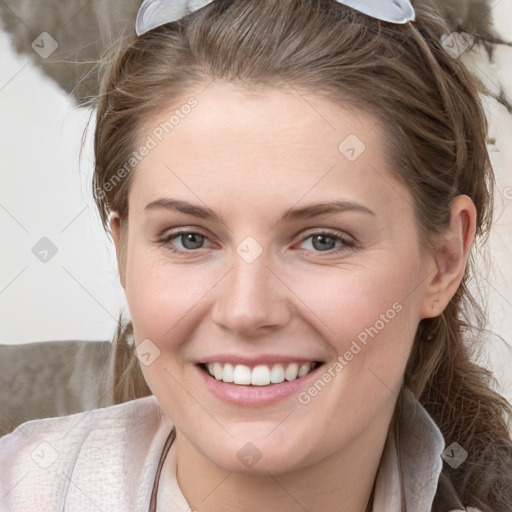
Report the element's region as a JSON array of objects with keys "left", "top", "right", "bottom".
[{"left": 0, "top": 388, "right": 480, "bottom": 511}]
